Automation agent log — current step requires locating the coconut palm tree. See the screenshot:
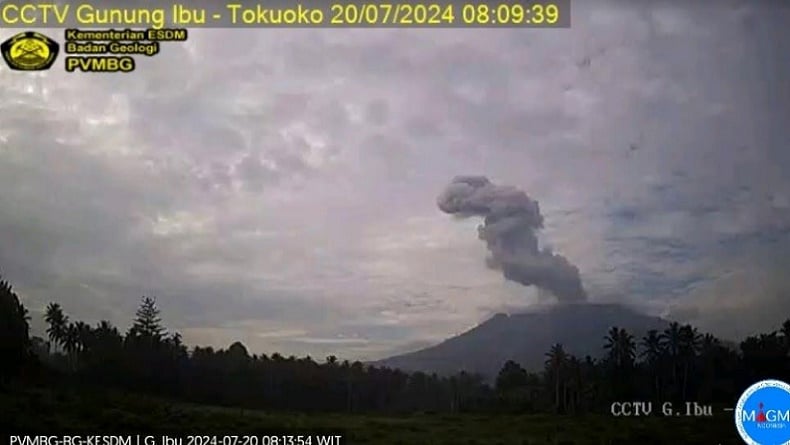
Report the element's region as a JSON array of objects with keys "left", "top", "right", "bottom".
[
  {"left": 780, "top": 319, "right": 790, "bottom": 353},
  {"left": 603, "top": 327, "right": 636, "bottom": 398},
  {"left": 660, "top": 322, "right": 682, "bottom": 357},
  {"left": 44, "top": 302, "right": 69, "bottom": 352},
  {"left": 0, "top": 276, "right": 31, "bottom": 379},
  {"left": 697, "top": 332, "right": 722, "bottom": 399},
  {"left": 63, "top": 323, "right": 80, "bottom": 356},
  {"left": 700, "top": 333, "right": 719, "bottom": 353},
  {"left": 660, "top": 321, "right": 683, "bottom": 396},
  {"left": 640, "top": 329, "right": 663, "bottom": 363},
  {"left": 565, "top": 355, "right": 583, "bottom": 413},
  {"left": 545, "top": 343, "right": 567, "bottom": 412},
  {"left": 679, "top": 324, "right": 701, "bottom": 399},
  {"left": 604, "top": 327, "right": 636, "bottom": 369},
  {"left": 640, "top": 329, "right": 663, "bottom": 399}
]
